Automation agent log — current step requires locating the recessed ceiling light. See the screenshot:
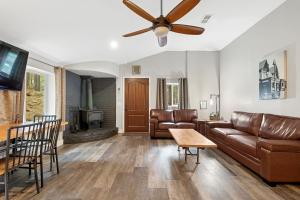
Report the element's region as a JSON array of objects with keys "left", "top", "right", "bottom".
[{"left": 110, "top": 40, "right": 118, "bottom": 49}]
